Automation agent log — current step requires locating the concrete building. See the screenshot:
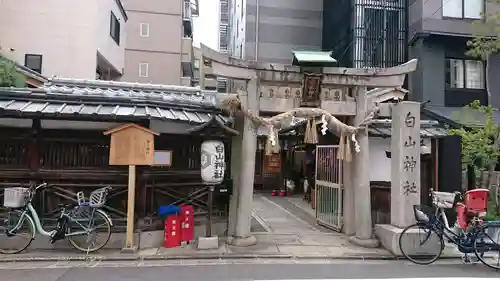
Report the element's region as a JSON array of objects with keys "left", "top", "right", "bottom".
[
  {"left": 0, "top": 0, "right": 127, "bottom": 80},
  {"left": 228, "top": 0, "right": 323, "bottom": 64},
  {"left": 217, "top": 0, "right": 230, "bottom": 92},
  {"left": 121, "top": 0, "right": 196, "bottom": 85}
]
